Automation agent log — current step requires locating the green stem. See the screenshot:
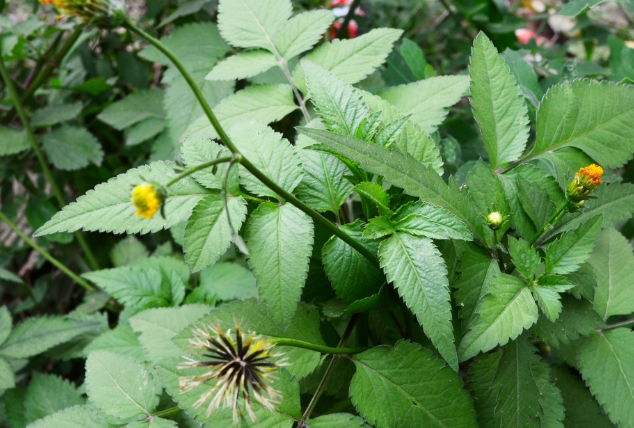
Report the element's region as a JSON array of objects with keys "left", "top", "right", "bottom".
[
  {"left": 597, "top": 318, "right": 634, "bottom": 332},
  {"left": 528, "top": 200, "right": 570, "bottom": 246},
  {"left": 165, "top": 156, "right": 233, "bottom": 187},
  {"left": 0, "top": 53, "right": 99, "bottom": 271},
  {"left": 492, "top": 229, "right": 505, "bottom": 272},
  {"left": 268, "top": 338, "right": 365, "bottom": 355},
  {"left": 124, "top": 19, "right": 381, "bottom": 269},
  {"left": 335, "top": 0, "right": 362, "bottom": 39},
  {"left": 0, "top": 211, "right": 95, "bottom": 292}
]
